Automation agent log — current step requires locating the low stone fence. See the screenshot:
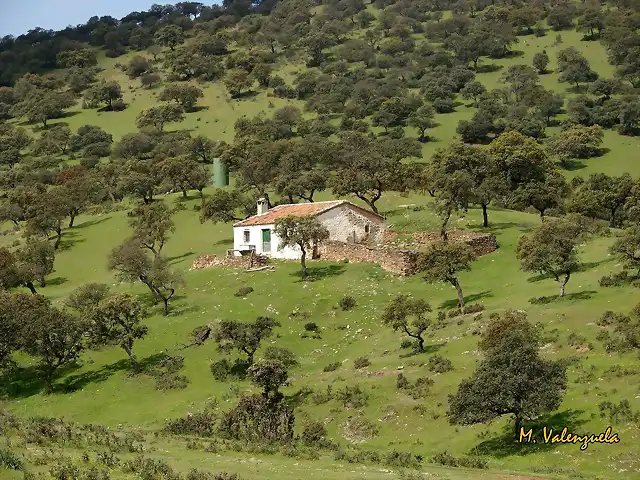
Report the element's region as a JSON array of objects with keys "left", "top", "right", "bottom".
[
  {"left": 190, "top": 253, "right": 269, "bottom": 271},
  {"left": 318, "top": 231, "right": 498, "bottom": 276},
  {"left": 318, "top": 242, "right": 420, "bottom": 275}
]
